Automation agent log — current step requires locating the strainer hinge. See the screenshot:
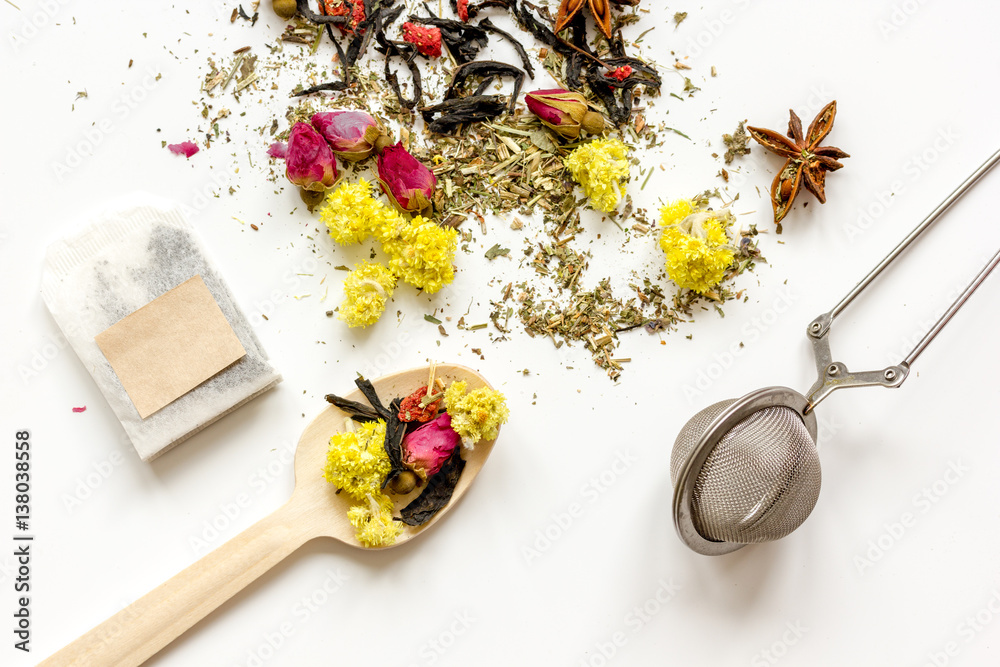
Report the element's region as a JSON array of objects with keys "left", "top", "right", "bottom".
[{"left": 804, "top": 323, "right": 908, "bottom": 411}]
